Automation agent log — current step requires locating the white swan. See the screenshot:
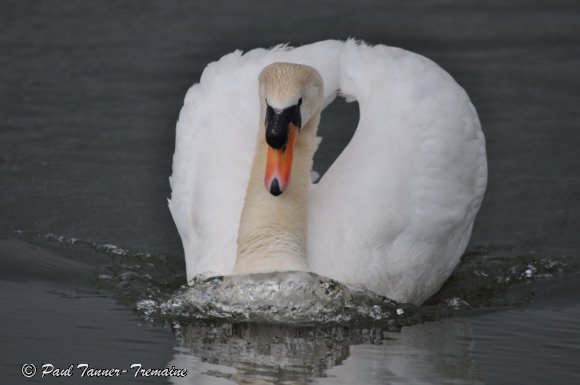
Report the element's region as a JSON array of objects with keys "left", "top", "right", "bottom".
[{"left": 168, "top": 40, "right": 487, "bottom": 305}]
